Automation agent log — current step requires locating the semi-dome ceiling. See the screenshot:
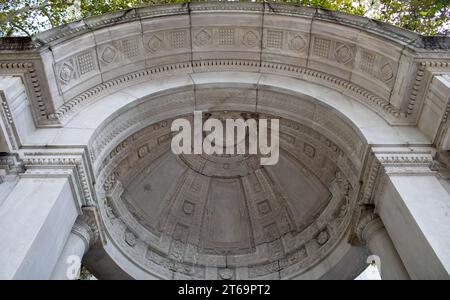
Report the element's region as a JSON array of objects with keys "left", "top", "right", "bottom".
[
  {"left": 99, "top": 111, "right": 360, "bottom": 279},
  {"left": 1, "top": 0, "right": 448, "bottom": 281},
  {"left": 30, "top": 0, "right": 427, "bottom": 279}
]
